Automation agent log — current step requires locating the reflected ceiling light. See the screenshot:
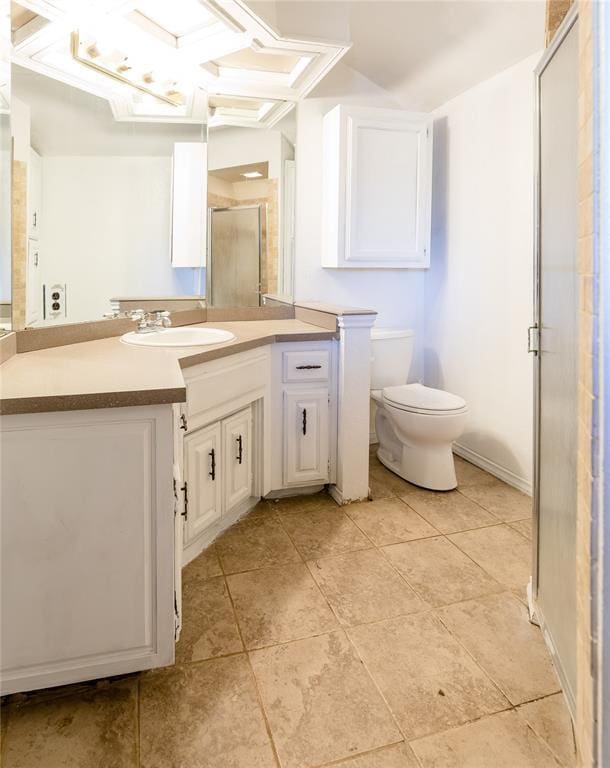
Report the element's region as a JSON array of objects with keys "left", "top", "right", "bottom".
[
  {"left": 71, "top": 30, "right": 186, "bottom": 106},
  {"left": 241, "top": 171, "right": 263, "bottom": 179}
]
